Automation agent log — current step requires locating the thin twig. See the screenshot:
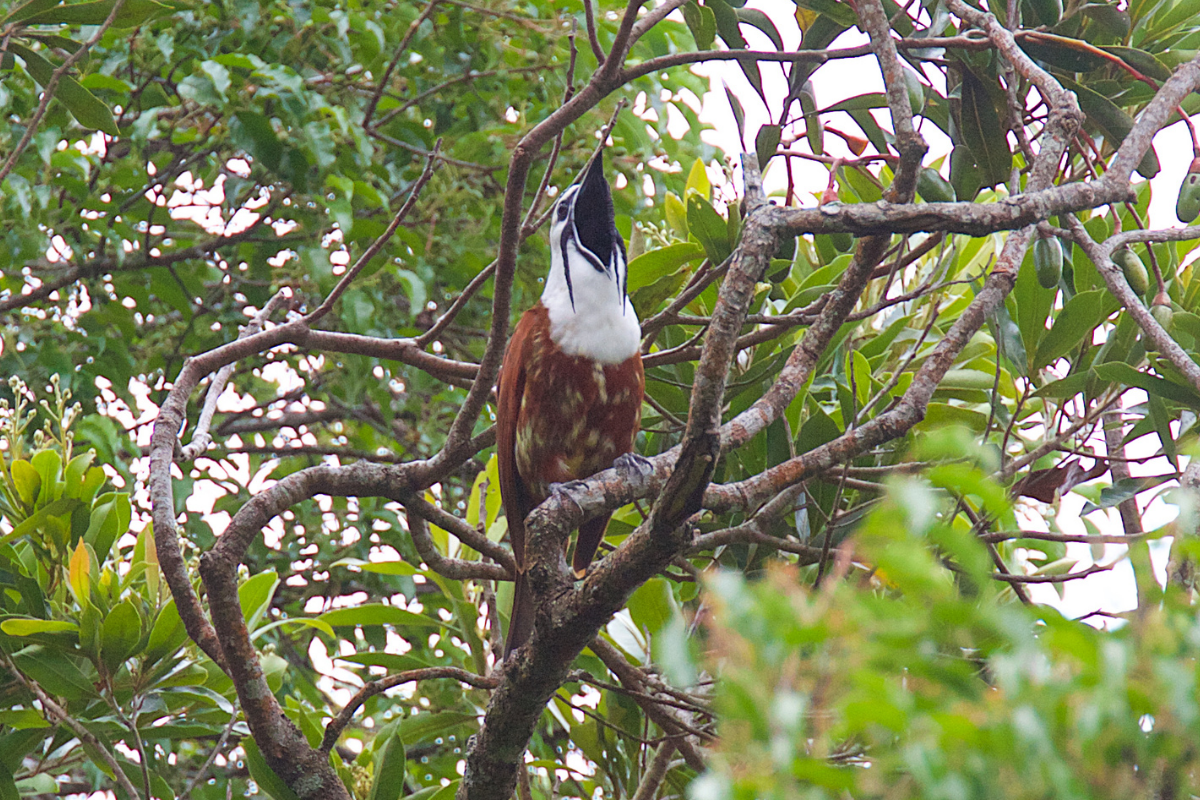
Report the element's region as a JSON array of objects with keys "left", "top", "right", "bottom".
[
  {"left": 306, "top": 142, "right": 442, "bottom": 324},
  {"left": 176, "top": 290, "right": 292, "bottom": 461},
  {"left": 321, "top": 667, "right": 498, "bottom": 751},
  {"left": 1, "top": 654, "right": 144, "bottom": 800},
  {"left": 363, "top": 0, "right": 442, "bottom": 127},
  {"left": 582, "top": 0, "right": 606, "bottom": 63},
  {"left": 180, "top": 711, "right": 239, "bottom": 800},
  {"left": 0, "top": 0, "right": 129, "bottom": 184}
]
